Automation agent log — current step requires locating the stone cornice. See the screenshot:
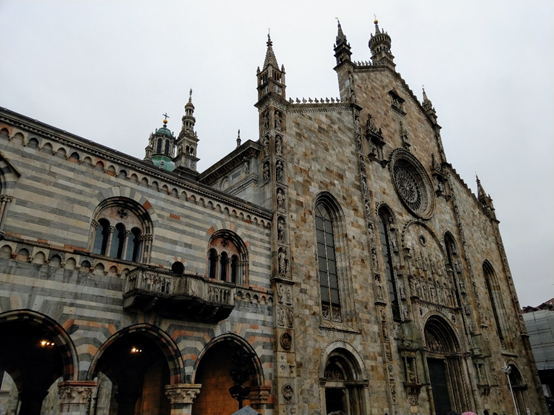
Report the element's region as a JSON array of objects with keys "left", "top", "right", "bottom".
[
  {"left": 287, "top": 103, "right": 351, "bottom": 114},
  {"left": 0, "top": 108, "right": 273, "bottom": 221}
]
